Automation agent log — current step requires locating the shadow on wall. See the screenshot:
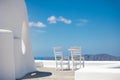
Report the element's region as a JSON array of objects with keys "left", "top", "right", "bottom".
[{"left": 16, "top": 71, "right": 52, "bottom": 80}]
